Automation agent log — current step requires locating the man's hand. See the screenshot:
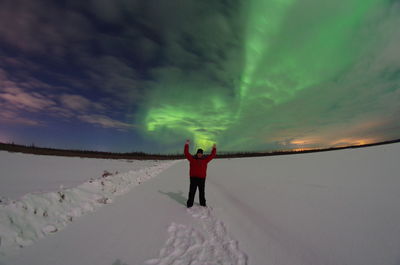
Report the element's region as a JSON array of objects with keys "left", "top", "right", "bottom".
[
  {"left": 212, "top": 143, "right": 216, "bottom": 149},
  {"left": 185, "top": 139, "right": 190, "bottom": 145}
]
